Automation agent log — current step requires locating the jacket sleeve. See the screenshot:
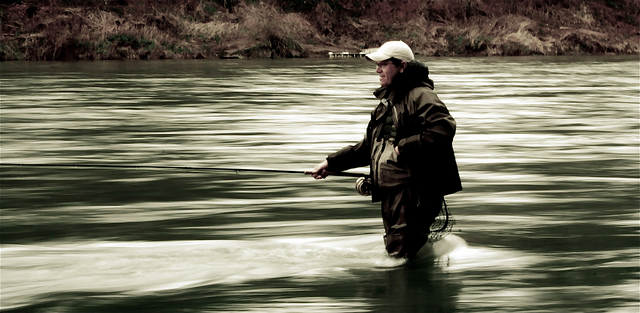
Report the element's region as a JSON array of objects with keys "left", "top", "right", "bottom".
[
  {"left": 326, "top": 136, "right": 371, "bottom": 172},
  {"left": 396, "top": 88, "right": 456, "bottom": 156}
]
